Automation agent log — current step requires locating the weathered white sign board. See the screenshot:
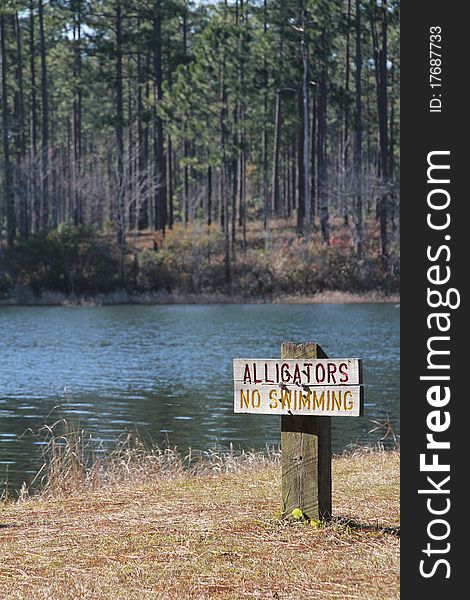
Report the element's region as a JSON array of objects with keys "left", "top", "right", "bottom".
[{"left": 233, "top": 358, "right": 363, "bottom": 417}]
